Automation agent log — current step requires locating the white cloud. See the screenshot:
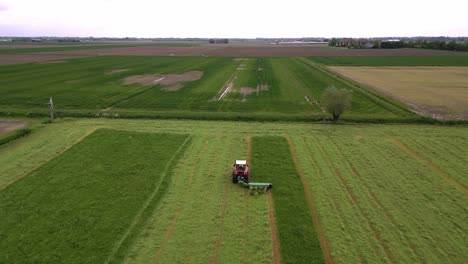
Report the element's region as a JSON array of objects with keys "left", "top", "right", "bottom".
[{"left": 0, "top": 0, "right": 467, "bottom": 37}]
